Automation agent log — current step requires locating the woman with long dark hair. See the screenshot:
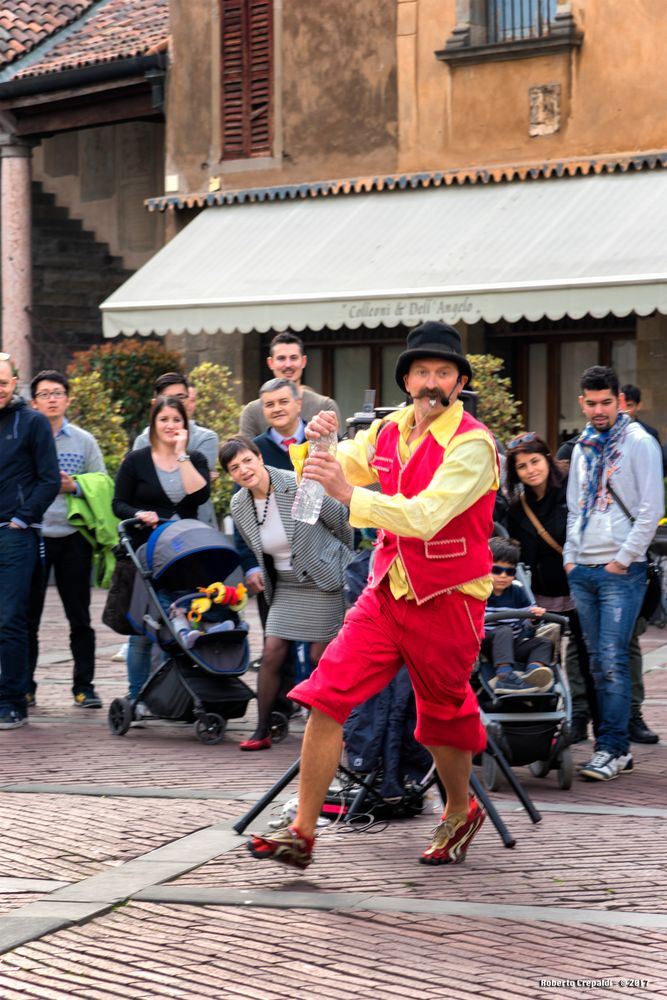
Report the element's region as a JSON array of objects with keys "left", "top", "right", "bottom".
[
  {"left": 504, "top": 432, "right": 596, "bottom": 740},
  {"left": 113, "top": 396, "right": 210, "bottom": 699}
]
